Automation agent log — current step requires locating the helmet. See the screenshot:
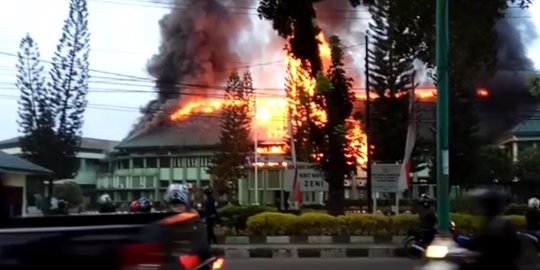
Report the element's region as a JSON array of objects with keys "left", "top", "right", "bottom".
[
  {"left": 418, "top": 194, "right": 433, "bottom": 207},
  {"left": 98, "top": 194, "right": 116, "bottom": 213},
  {"left": 470, "top": 188, "right": 507, "bottom": 217},
  {"left": 98, "top": 194, "right": 112, "bottom": 204},
  {"left": 528, "top": 197, "right": 540, "bottom": 208},
  {"left": 138, "top": 197, "right": 152, "bottom": 212},
  {"left": 165, "top": 183, "right": 190, "bottom": 206},
  {"left": 130, "top": 200, "right": 141, "bottom": 212}
]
